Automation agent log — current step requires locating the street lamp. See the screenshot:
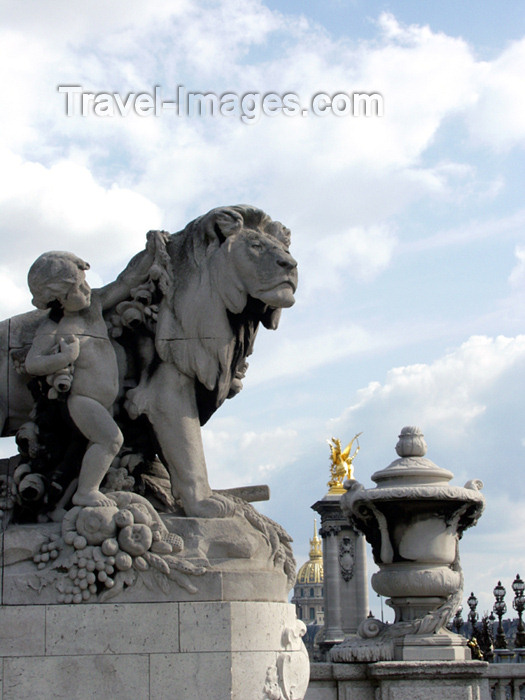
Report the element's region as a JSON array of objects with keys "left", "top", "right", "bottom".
[
  {"left": 493, "top": 581, "right": 507, "bottom": 650},
  {"left": 512, "top": 574, "right": 525, "bottom": 649},
  {"left": 452, "top": 606, "right": 464, "bottom": 635},
  {"left": 467, "top": 592, "right": 478, "bottom": 640}
]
